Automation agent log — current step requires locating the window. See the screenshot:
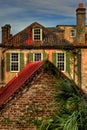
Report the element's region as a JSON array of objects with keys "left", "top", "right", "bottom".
[
  {"left": 33, "top": 28, "right": 42, "bottom": 41},
  {"left": 34, "top": 53, "right": 42, "bottom": 61},
  {"left": 56, "top": 52, "right": 65, "bottom": 71},
  {"left": 10, "top": 53, "right": 19, "bottom": 71},
  {"left": 70, "top": 29, "right": 76, "bottom": 37}
]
